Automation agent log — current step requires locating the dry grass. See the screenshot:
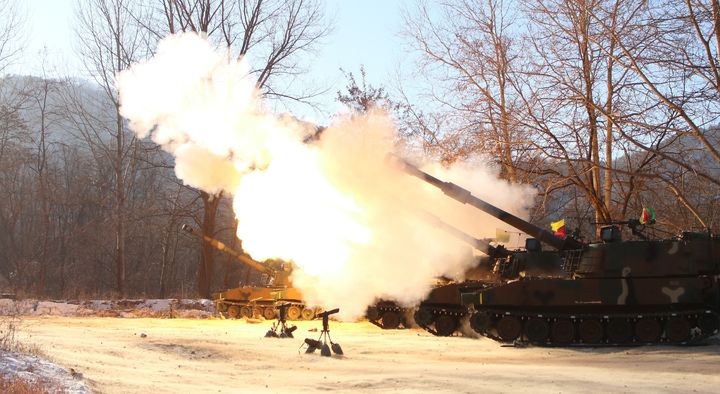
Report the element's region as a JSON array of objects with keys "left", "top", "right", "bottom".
[
  {"left": 0, "top": 315, "right": 21, "bottom": 351},
  {"left": 0, "top": 374, "right": 55, "bottom": 394},
  {"left": 1, "top": 315, "right": 42, "bottom": 356}
]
